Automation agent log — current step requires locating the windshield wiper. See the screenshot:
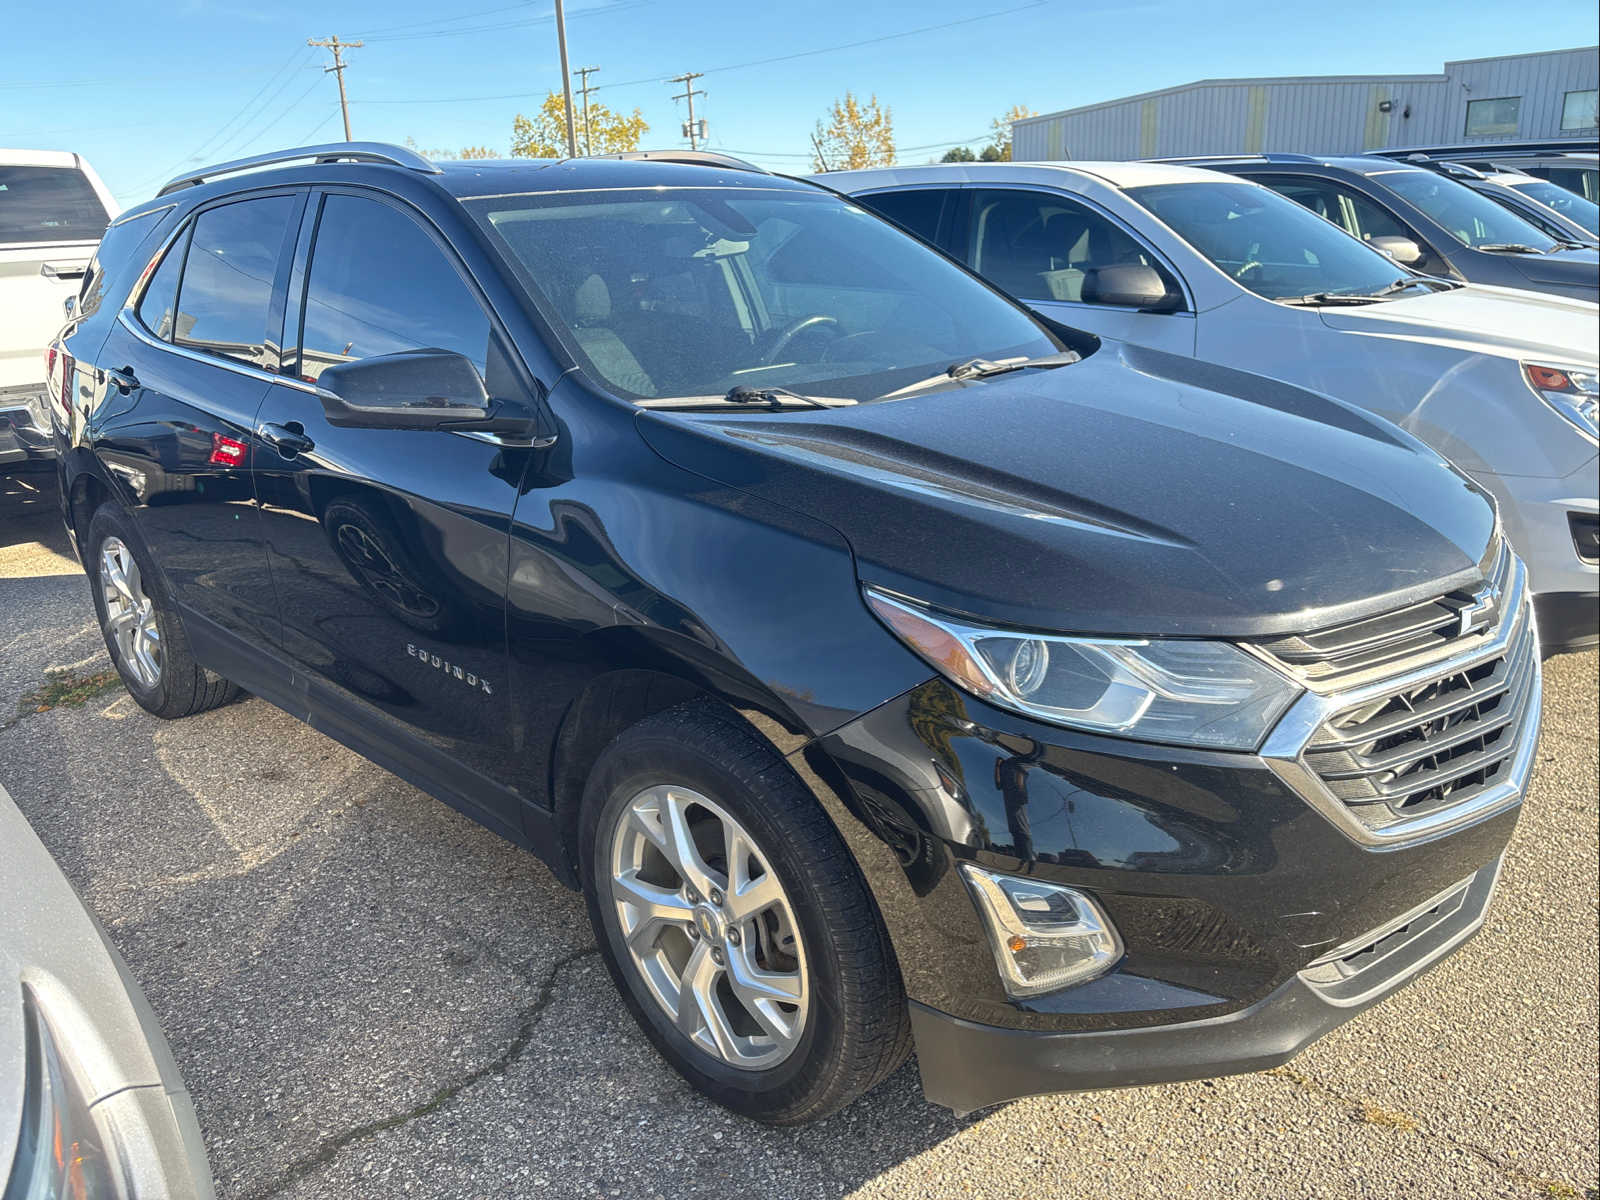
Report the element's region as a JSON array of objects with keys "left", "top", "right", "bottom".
[
  {"left": 880, "top": 351, "right": 1079, "bottom": 400},
  {"left": 635, "top": 386, "right": 856, "bottom": 411},
  {"left": 1278, "top": 291, "right": 1385, "bottom": 307},
  {"left": 1475, "top": 243, "right": 1544, "bottom": 254}
]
